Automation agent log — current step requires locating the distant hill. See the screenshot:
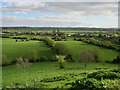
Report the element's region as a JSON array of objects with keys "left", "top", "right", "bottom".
[{"left": 1, "top": 27, "right": 119, "bottom": 31}]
